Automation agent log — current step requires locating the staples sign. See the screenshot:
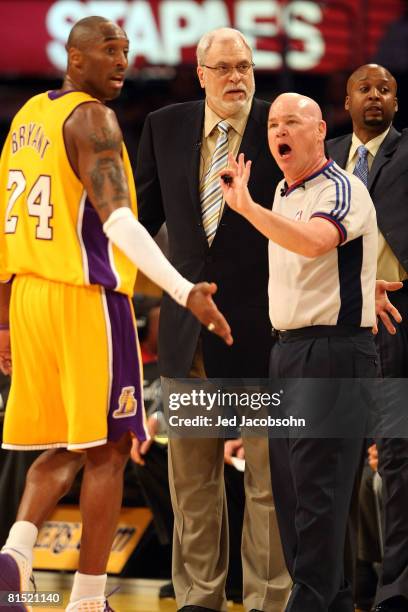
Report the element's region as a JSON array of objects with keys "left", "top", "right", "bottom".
[{"left": 0, "top": 0, "right": 403, "bottom": 75}]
